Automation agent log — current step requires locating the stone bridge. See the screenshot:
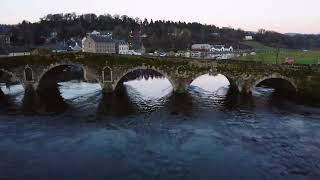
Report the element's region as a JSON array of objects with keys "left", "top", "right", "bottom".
[{"left": 1, "top": 53, "right": 320, "bottom": 103}]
